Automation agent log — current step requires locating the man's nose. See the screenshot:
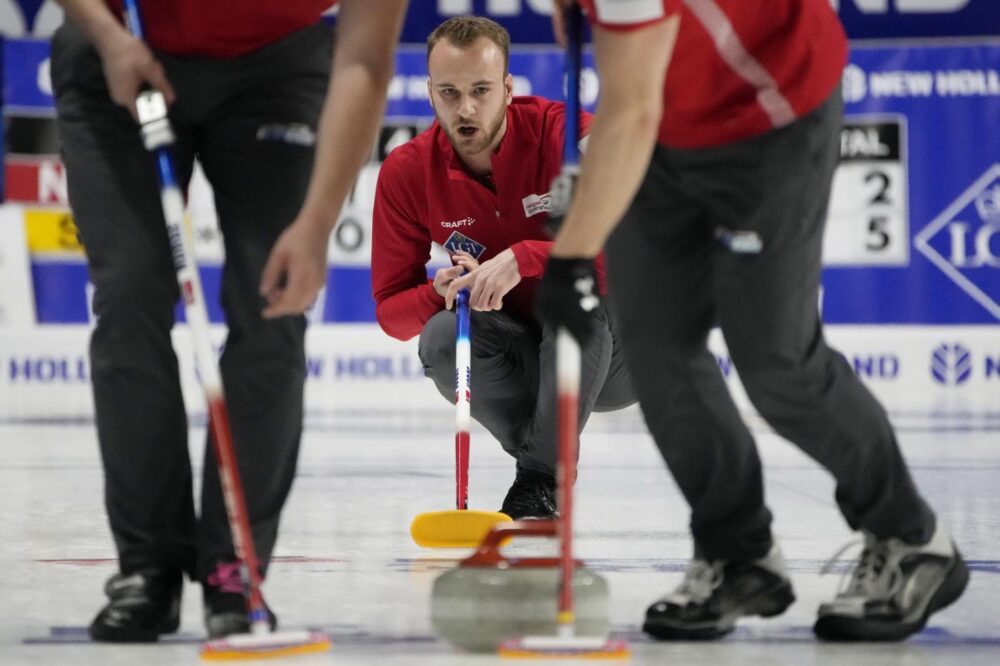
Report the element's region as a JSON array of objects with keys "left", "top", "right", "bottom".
[{"left": 458, "top": 95, "right": 476, "bottom": 118}]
